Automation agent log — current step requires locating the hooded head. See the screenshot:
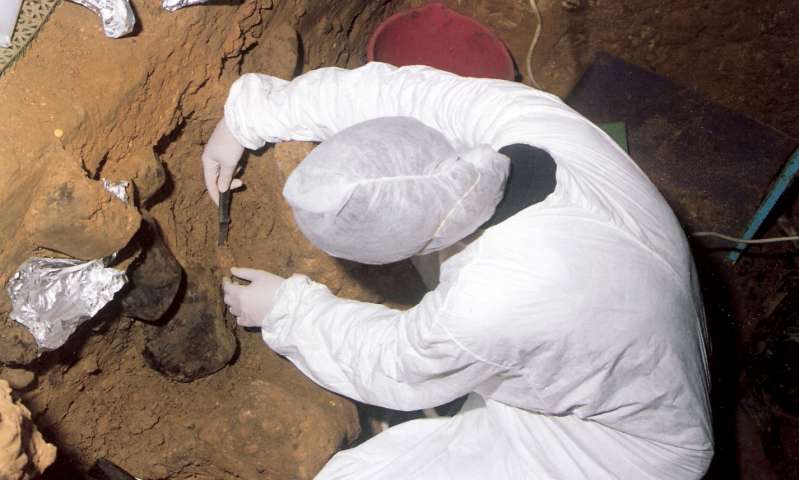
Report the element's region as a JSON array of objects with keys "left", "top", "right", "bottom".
[{"left": 283, "top": 117, "right": 509, "bottom": 264}]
